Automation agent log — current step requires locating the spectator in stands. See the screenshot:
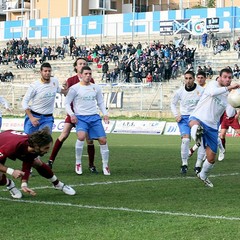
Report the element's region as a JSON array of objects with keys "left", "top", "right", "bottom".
[
  {"left": 202, "top": 32, "right": 208, "bottom": 47},
  {"left": 206, "top": 65, "right": 213, "bottom": 79},
  {"left": 69, "top": 36, "right": 76, "bottom": 56},
  {"left": 146, "top": 72, "right": 153, "bottom": 86},
  {"left": 233, "top": 64, "right": 240, "bottom": 79},
  {"left": 62, "top": 36, "right": 69, "bottom": 55},
  {"left": 102, "top": 60, "right": 109, "bottom": 81}
]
